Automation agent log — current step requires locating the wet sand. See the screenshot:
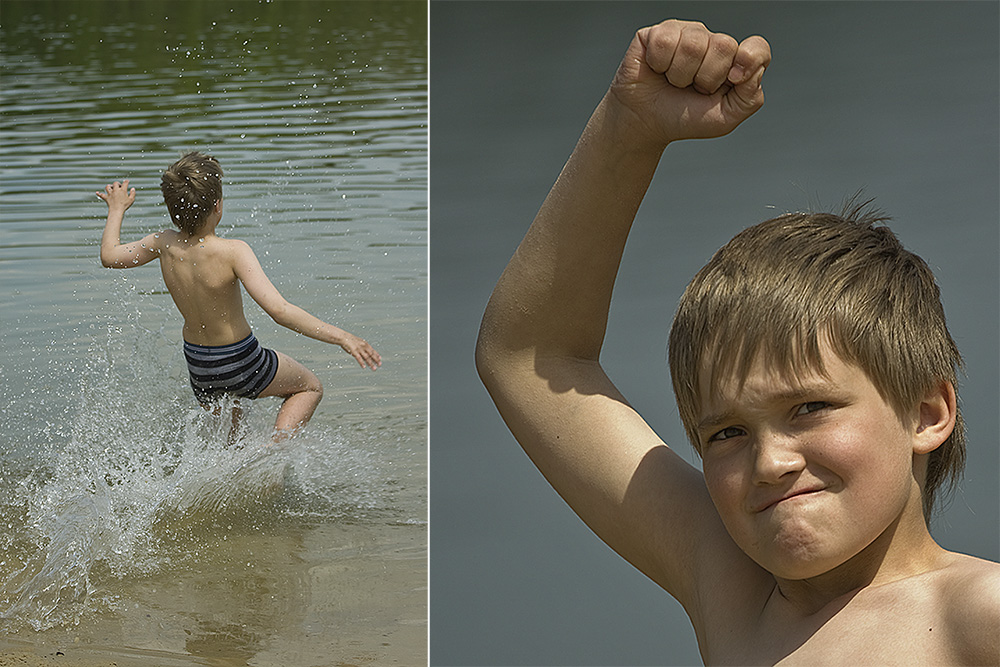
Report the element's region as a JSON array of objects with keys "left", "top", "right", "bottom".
[{"left": 1, "top": 522, "right": 426, "bottom": 667}]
